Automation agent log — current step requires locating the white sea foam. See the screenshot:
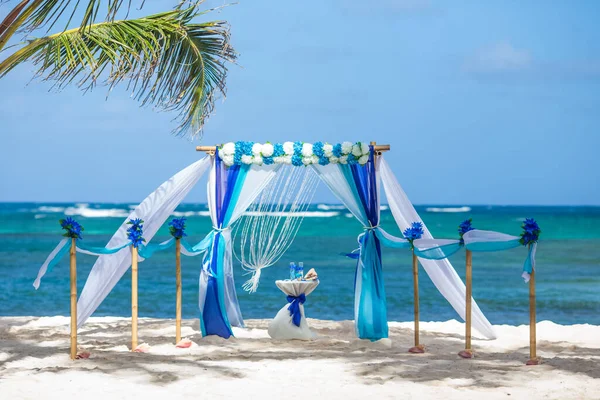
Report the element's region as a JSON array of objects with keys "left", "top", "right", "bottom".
[
  {"left": 35, "top": 206, "right": 66, "bottom": 213},
  {"left": 243, "top": 211, "right": 340, "bottom": 218},
  {"left": 317, "top": 204, "right": 347, "bottom": 211},
  {"left": 171, "top": 211, "right": 211, "bottom": 217},
  {"left": 34, "top": 214, "right": 46, "bottom": 219},
  {"left": 426, "top": 206, "right": 471, "bottom": 213},
  {"left": 63, "top": 205, "right": 129, "bottom": 218}
]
